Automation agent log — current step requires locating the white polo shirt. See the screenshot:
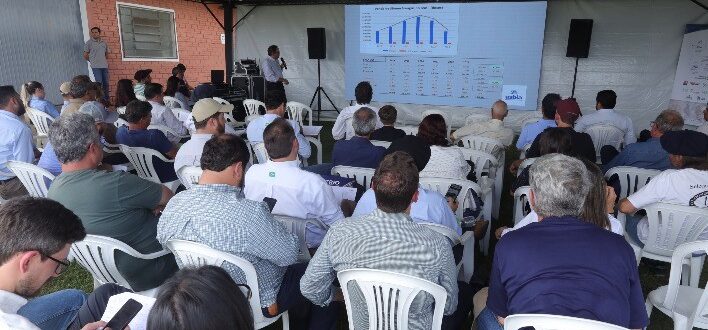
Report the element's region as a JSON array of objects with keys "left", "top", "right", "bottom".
[
  {"left": 244, "top": 160, "right": 344, "bottom": 247},
  {"left": 148, "top": 100, "right": 188, "bottom": 144},
  {"left": 575, "top": 108, "right": 636, "bottom": 144},
  {"left": 174, "top": 133, "right": 213, "bottom": 172}
]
